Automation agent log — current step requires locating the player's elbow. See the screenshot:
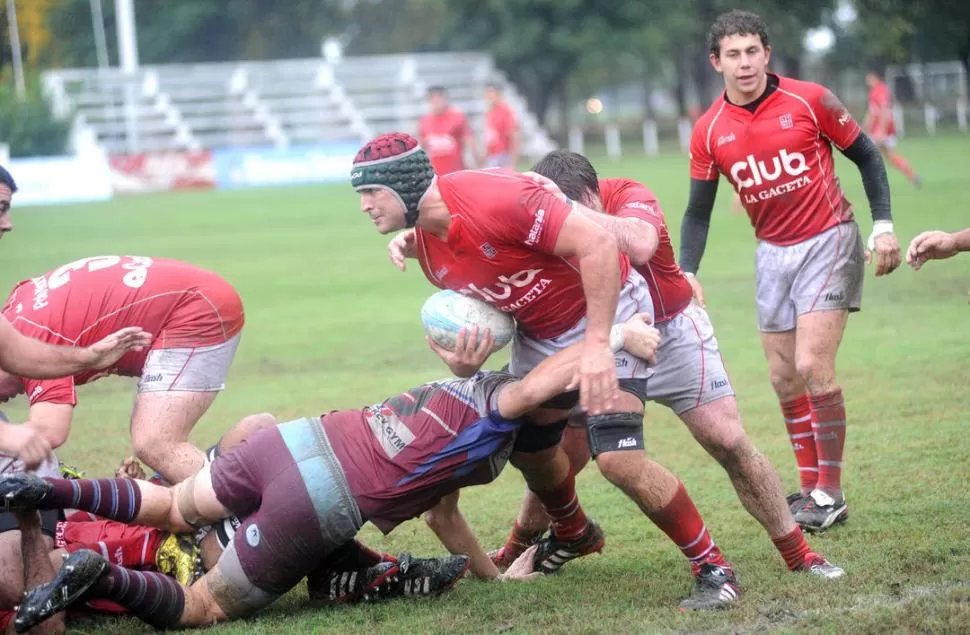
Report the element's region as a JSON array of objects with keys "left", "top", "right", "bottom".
[
  {"left": 423, "top": 494, "right": 461, "bottom": 530},
  {"left": 627, "top": 237, "right": 659, "bottom": 267}
]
